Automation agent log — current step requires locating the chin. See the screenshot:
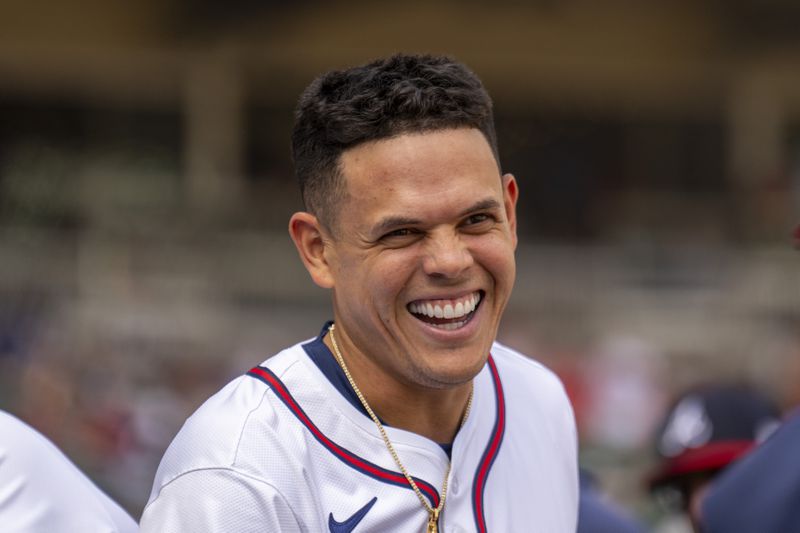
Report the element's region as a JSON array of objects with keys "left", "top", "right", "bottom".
[{"left": 423, "top": 354, "right": 488, "bottom": 388}]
